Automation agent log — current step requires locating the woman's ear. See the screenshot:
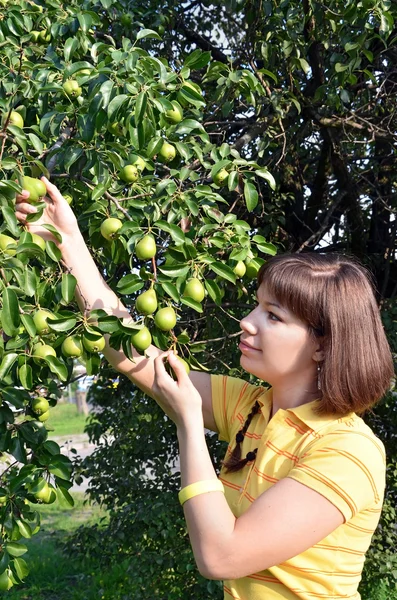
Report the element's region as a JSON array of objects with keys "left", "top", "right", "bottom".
[{"left": 313, "top": 339, "right": 325, "bottom": 362}]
